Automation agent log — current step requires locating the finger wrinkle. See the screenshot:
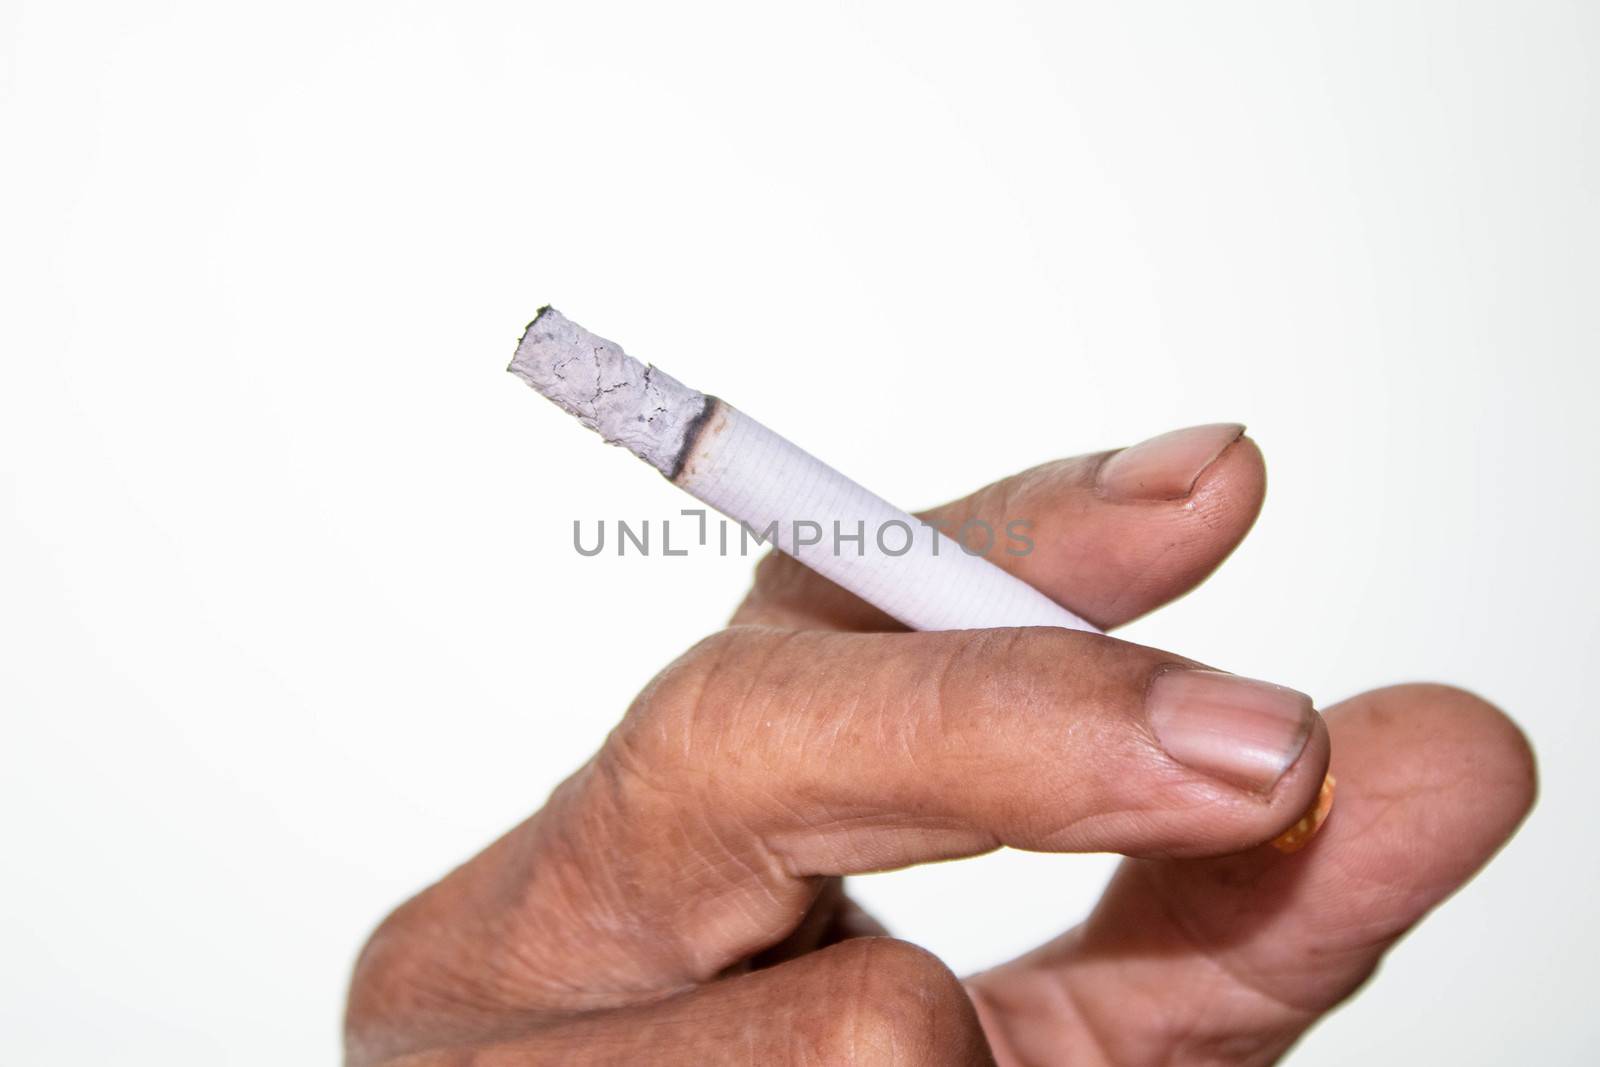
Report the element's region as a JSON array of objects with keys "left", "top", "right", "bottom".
[
  {"left": 1141, "top": 864, "right": 1330, "bottom": 1020},
  {"left": 971, "top": 961, "right": 1121, "bottom": 1067}
]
